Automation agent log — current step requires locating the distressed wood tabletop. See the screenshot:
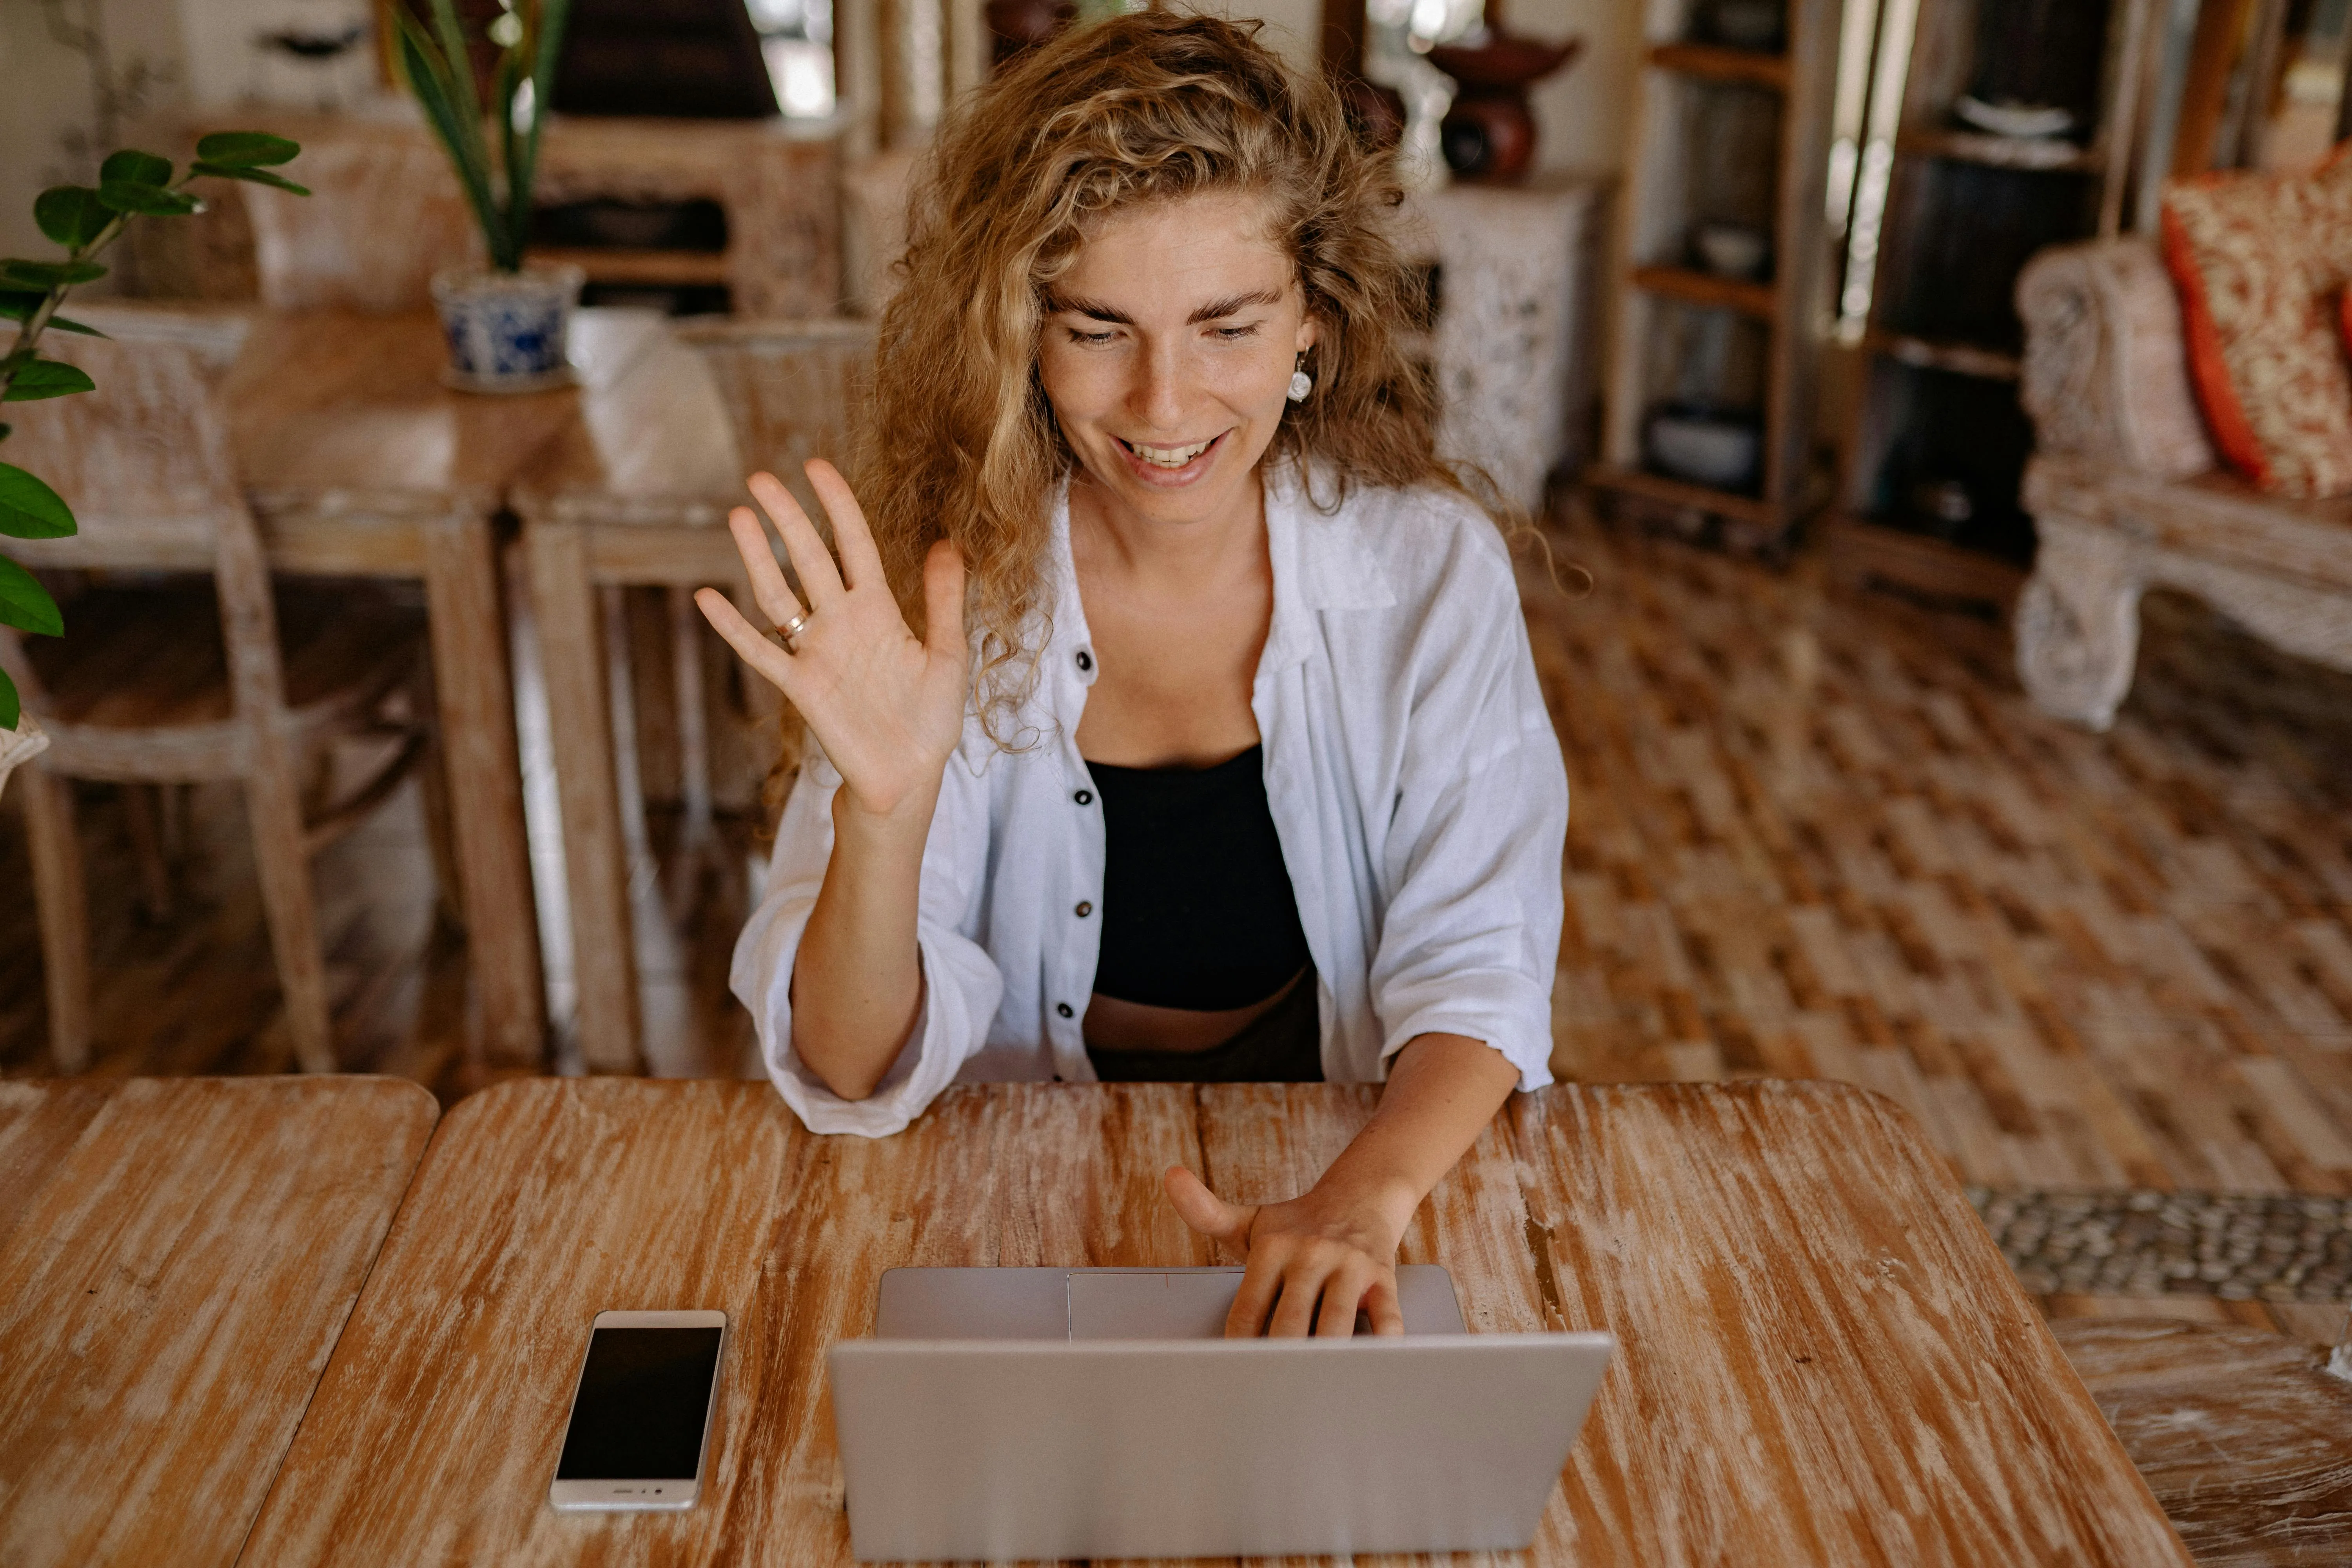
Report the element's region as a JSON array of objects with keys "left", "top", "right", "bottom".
[
  {"left": 0, "top": 1076, "right": 439, "bottom": 1568},
  {"left": 234, "top": 1078, "right": 2191, "bottom": 1566}
]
